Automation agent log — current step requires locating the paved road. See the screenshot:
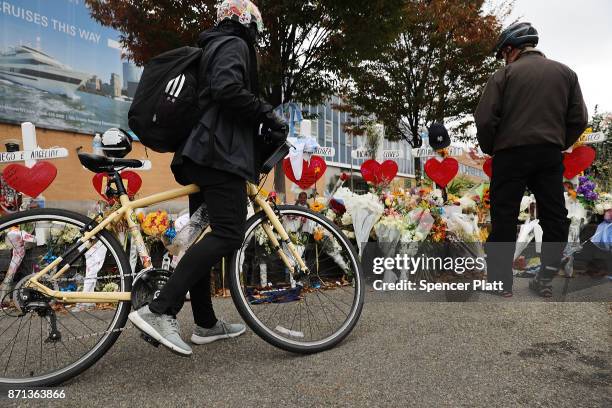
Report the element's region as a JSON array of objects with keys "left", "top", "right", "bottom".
[{"left": 7, "top": 285, "right": 611, "bottom": 408}]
